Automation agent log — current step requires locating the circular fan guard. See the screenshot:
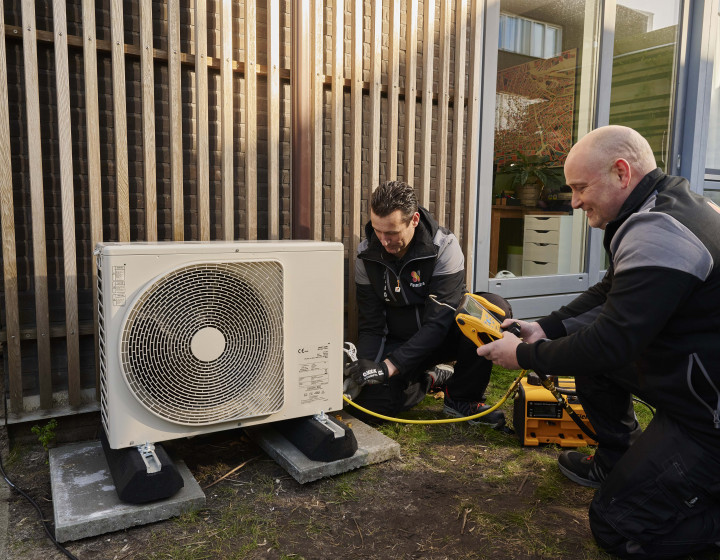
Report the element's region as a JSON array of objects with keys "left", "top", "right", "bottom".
[{"left": 120, "top": 261, "right": 284, "bottom": 425}]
